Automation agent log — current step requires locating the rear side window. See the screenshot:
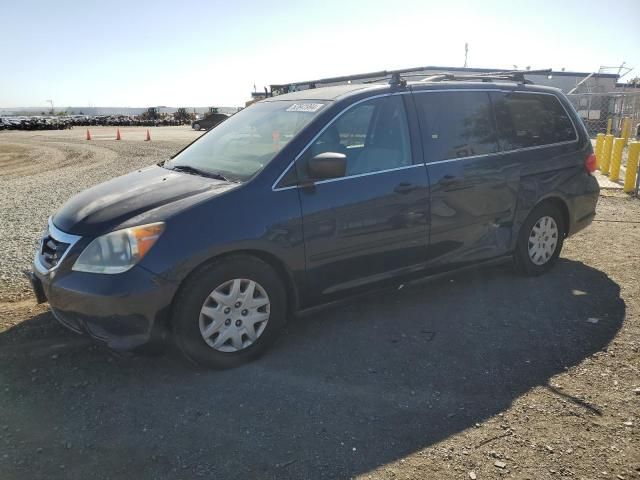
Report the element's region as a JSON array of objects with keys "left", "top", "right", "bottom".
[
  {"left": 492, "top": 92, "right": 577, "bottom": 150},
  {"left": 414, "top": 91, "right": 499, "bottom": 162}
]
